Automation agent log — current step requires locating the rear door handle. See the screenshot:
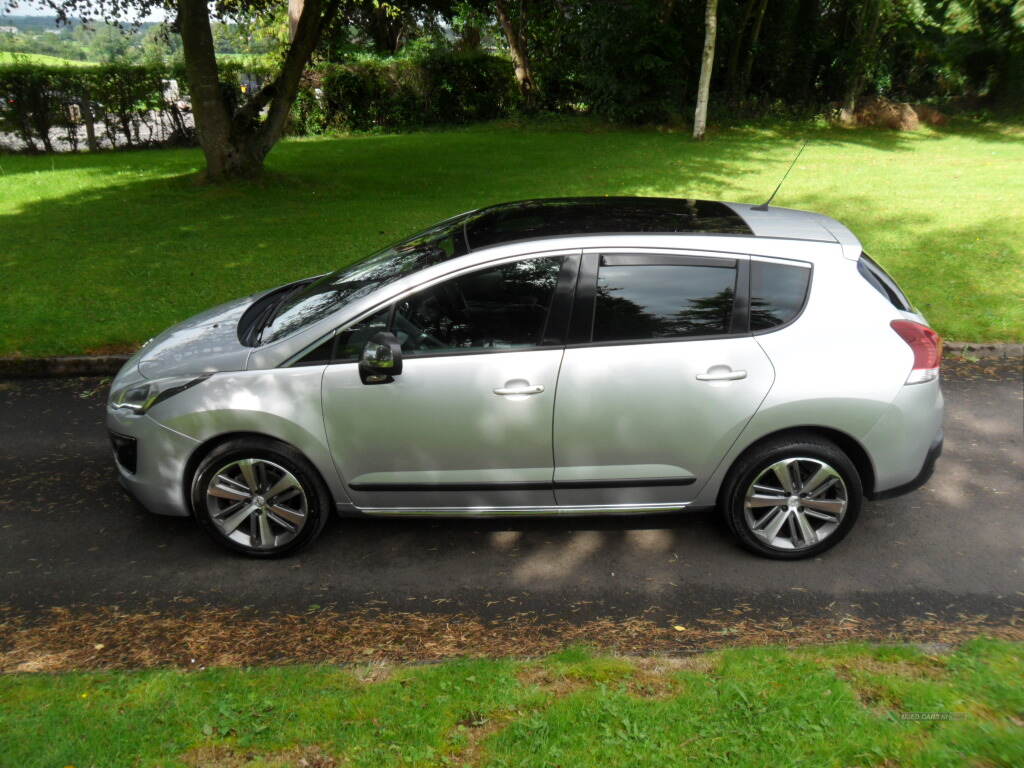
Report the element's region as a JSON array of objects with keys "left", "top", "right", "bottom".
[
  {"left": 696, "top": 367, "right": 747, "bottom": 382},
  {"left": 493, "top": 380, "right": 545, "bottom": 396}
]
